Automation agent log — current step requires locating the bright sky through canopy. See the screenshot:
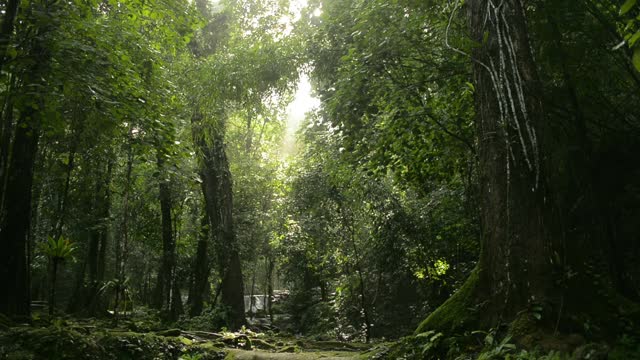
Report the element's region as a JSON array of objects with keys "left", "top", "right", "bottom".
[{"left": 282, "top": 74, "right": 319, "bottom": 156}]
